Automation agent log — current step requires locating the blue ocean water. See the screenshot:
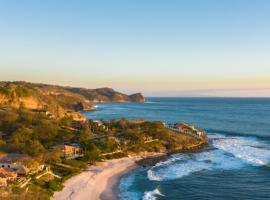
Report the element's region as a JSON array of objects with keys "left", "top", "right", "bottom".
[{"left": 84, "top": 98, "right": 270, "bottom": 200}]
